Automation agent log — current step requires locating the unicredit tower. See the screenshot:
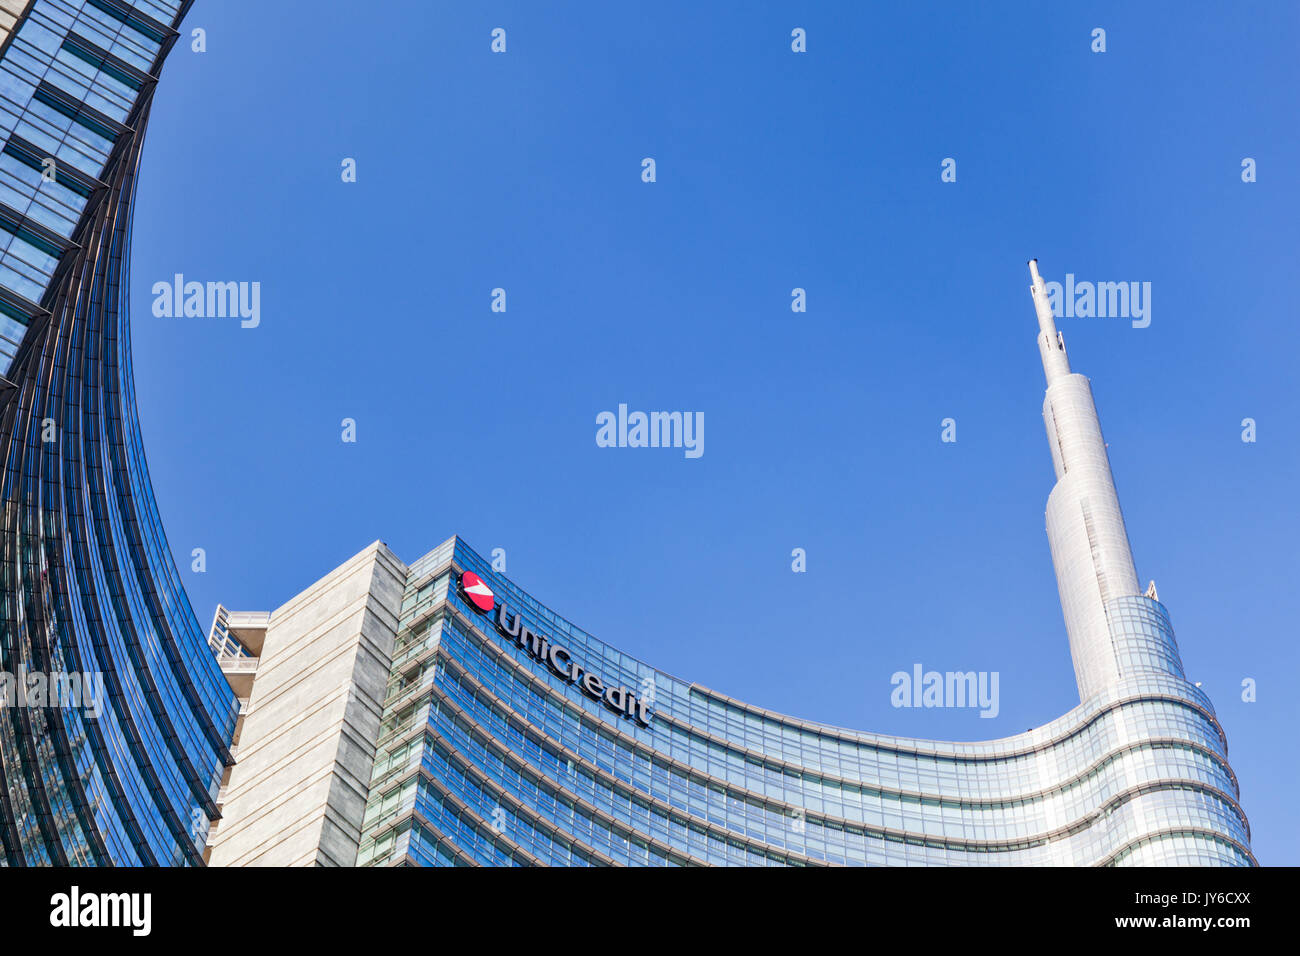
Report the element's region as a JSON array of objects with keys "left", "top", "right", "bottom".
[
  {"left": 0, "top": 0, "right": 1255, "bottom": 872},
  {"left": 201, "top": 260, "right": 1253, "bottom": 867}
]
